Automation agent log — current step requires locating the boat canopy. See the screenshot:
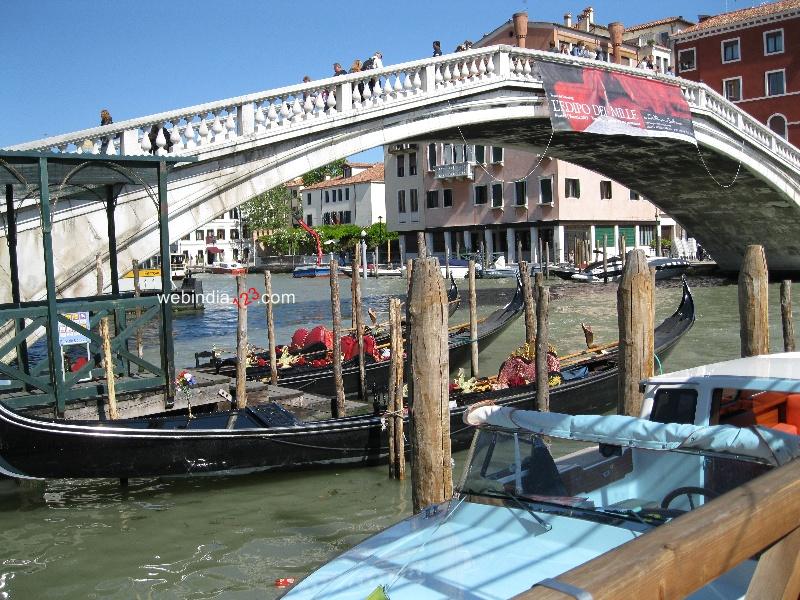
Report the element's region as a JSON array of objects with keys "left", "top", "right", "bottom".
[{"left": 464, "top": 405, "right": 800, "bottom": 466}]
